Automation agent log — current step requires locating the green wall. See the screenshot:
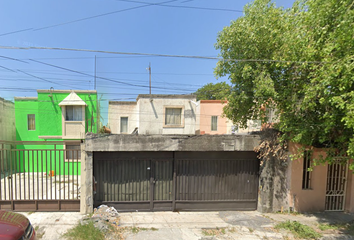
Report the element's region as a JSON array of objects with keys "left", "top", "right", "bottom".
[
  {"left": 14, "top": 91, "right": 97, "bottom": 175},
  {"left": 16, "top": 91, "right": 98, "bottom": 142},
  {"left": 15, "top": 99, "right": 39, "bottom": 142}
]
